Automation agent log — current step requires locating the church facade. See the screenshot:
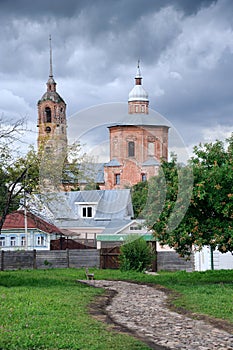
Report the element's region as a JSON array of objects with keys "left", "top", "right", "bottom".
[
  {"left": 37, "top": 46, "right": 169, "bottom": 190},
  {"left": 104, "top": 63, "right": 169, "bottom": 189}
]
